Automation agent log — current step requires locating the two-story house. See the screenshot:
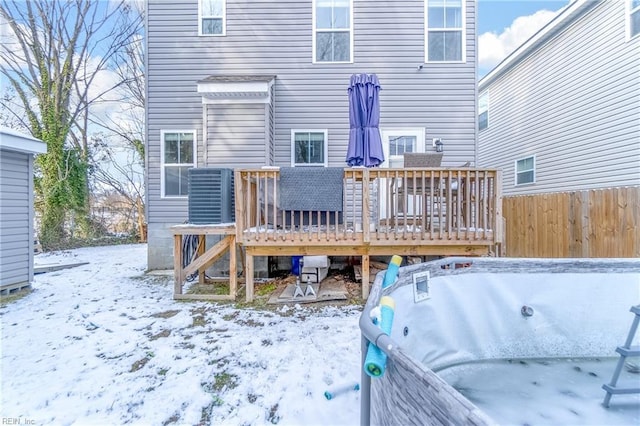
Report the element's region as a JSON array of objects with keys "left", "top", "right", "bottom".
[
  {"left": 146, "top": 0, "right": 481, "bottom": 271},
  {"left": 477, "top": 0, "right": 640, "bottom": 257}
]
